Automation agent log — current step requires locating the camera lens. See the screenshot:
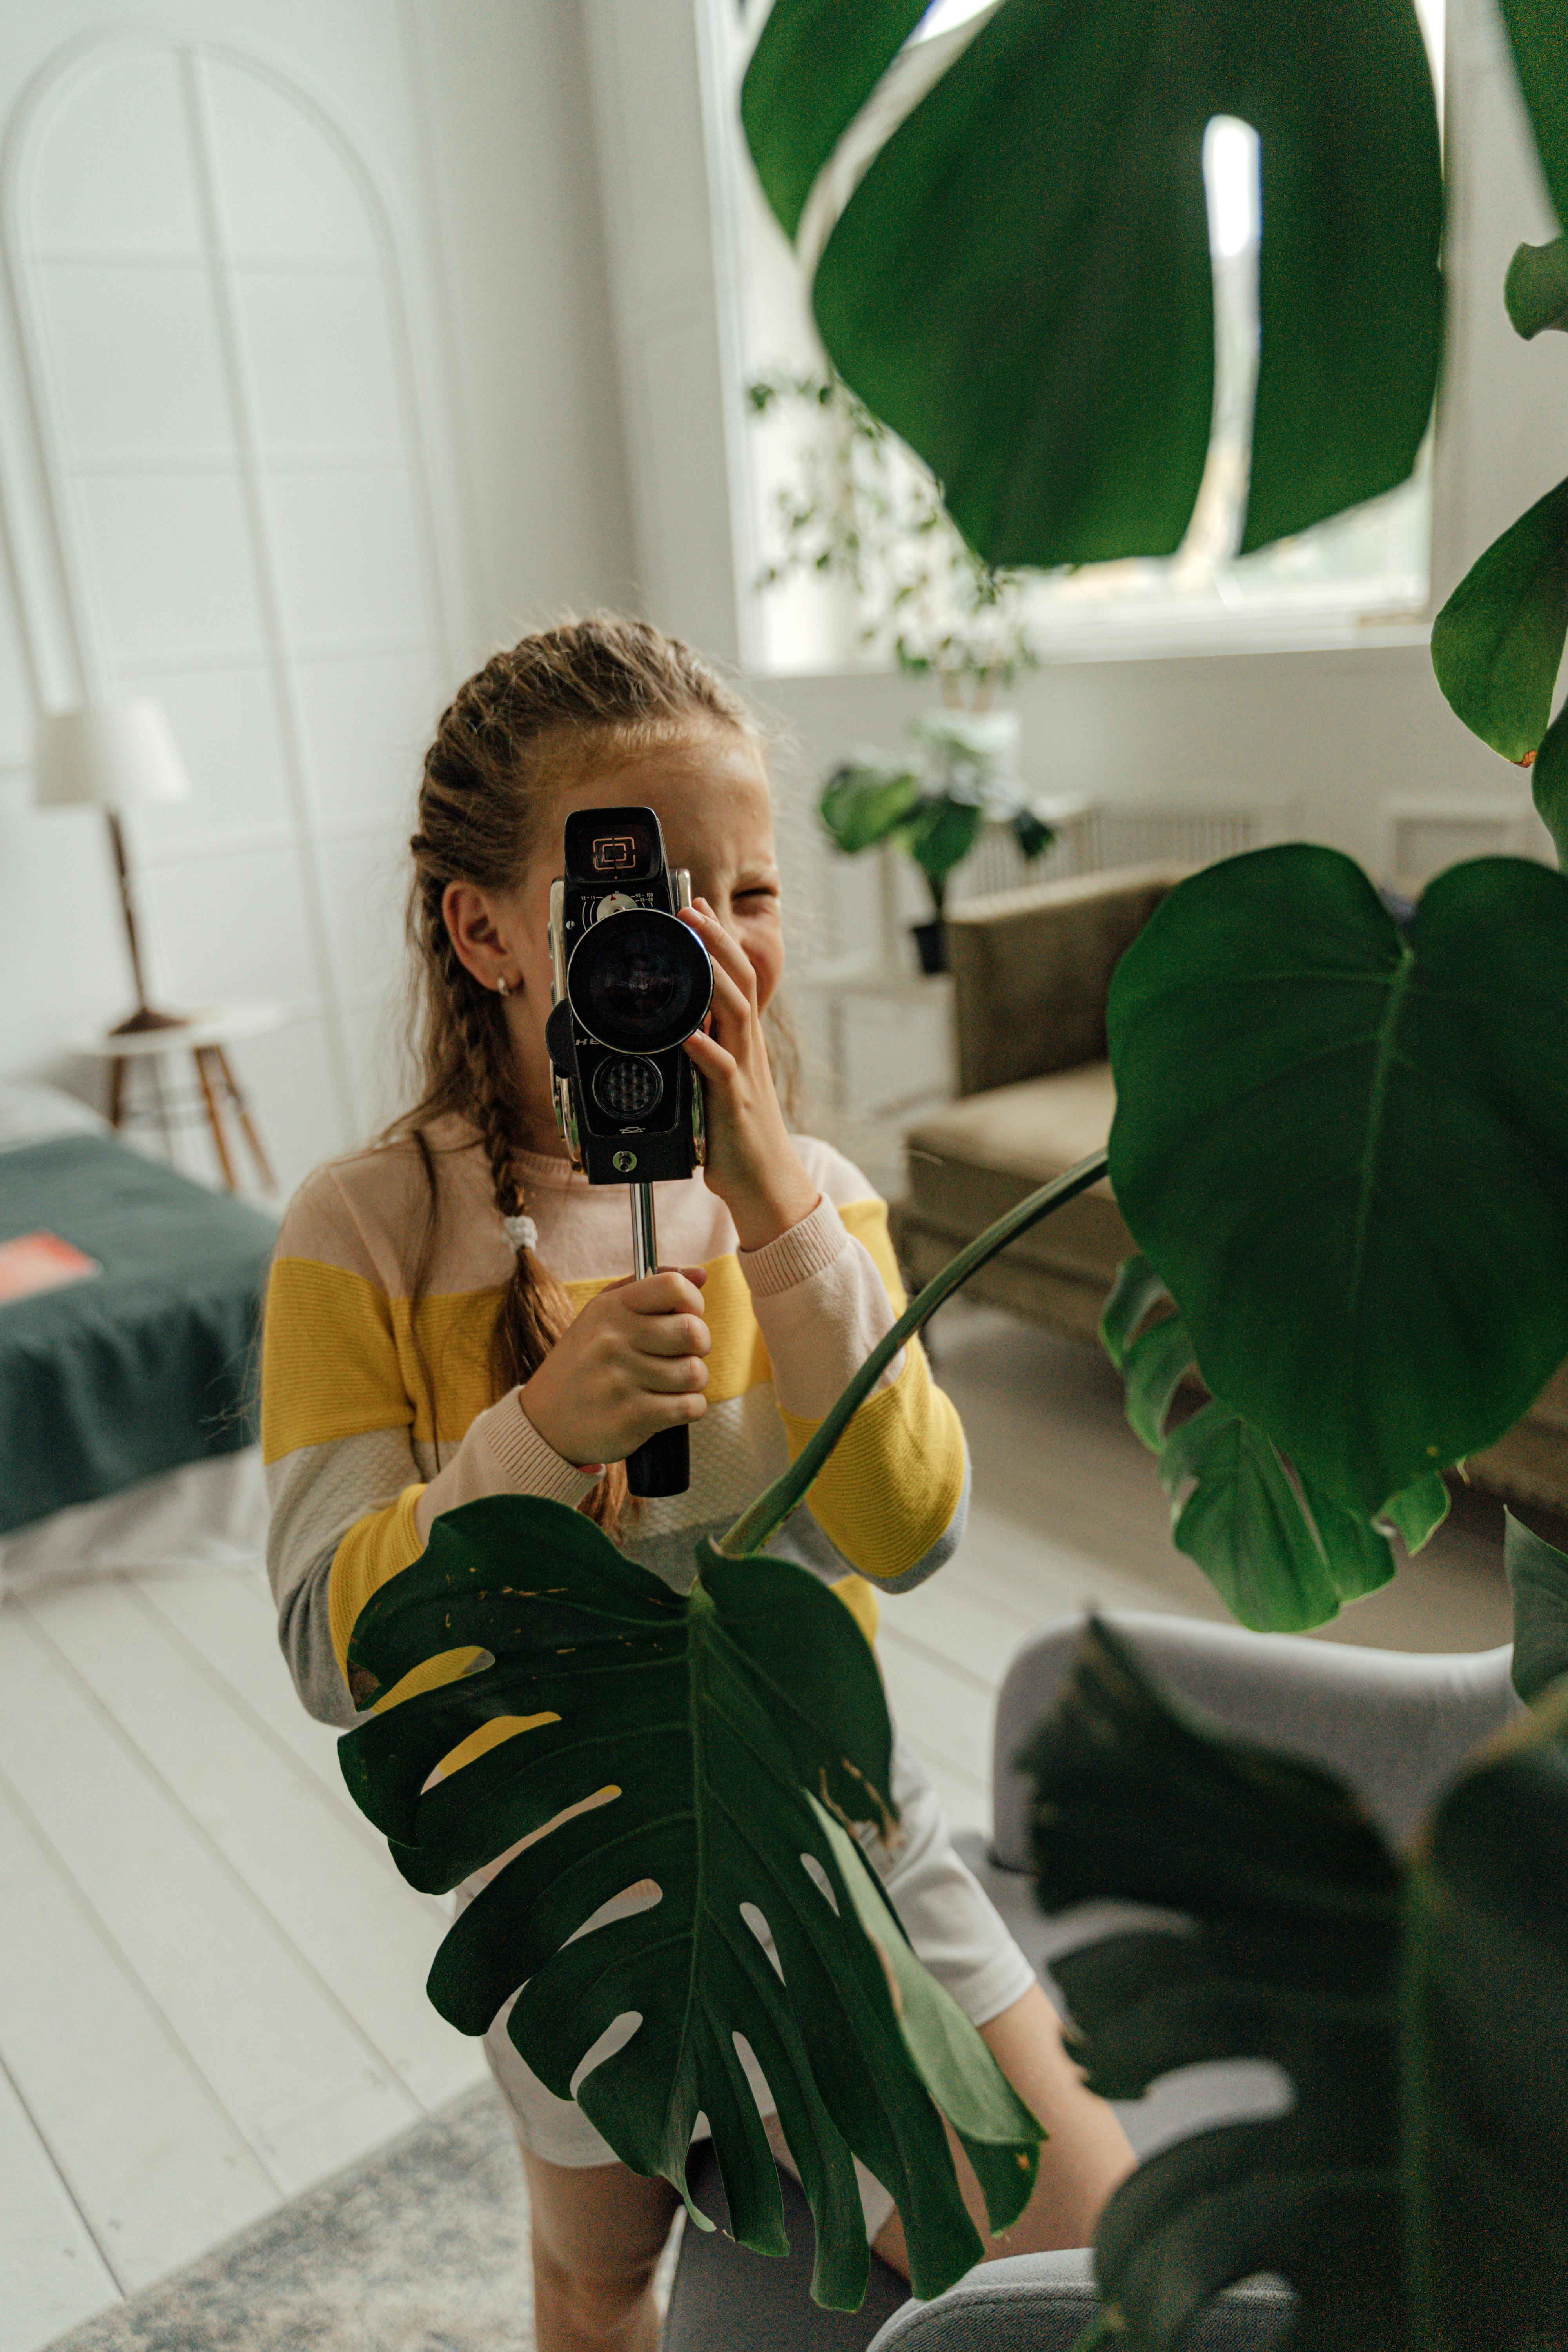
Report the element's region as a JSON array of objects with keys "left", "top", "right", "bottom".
[
  {"left": 592, "top": 1055, "right": 663, "bottom": 1120},
  {"left": 569, "top": 909, "right": 712, "bottom": 1055}
]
